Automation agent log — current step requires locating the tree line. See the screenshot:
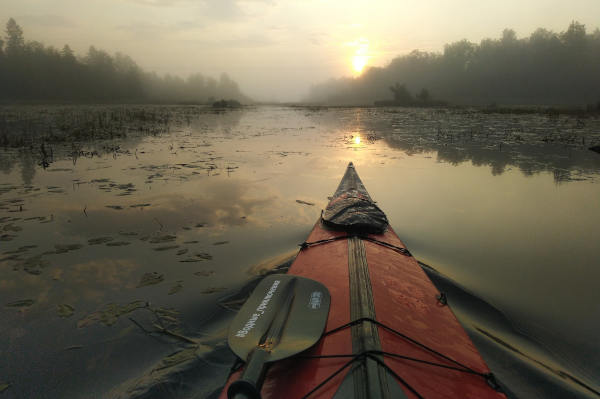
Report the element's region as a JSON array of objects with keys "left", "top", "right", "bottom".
[
  {"left": 308, "top": 22, "right": 600, "bottom": 107},
  {"left": 0, "top": 18, "right": 249, "bottom": 103}
]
